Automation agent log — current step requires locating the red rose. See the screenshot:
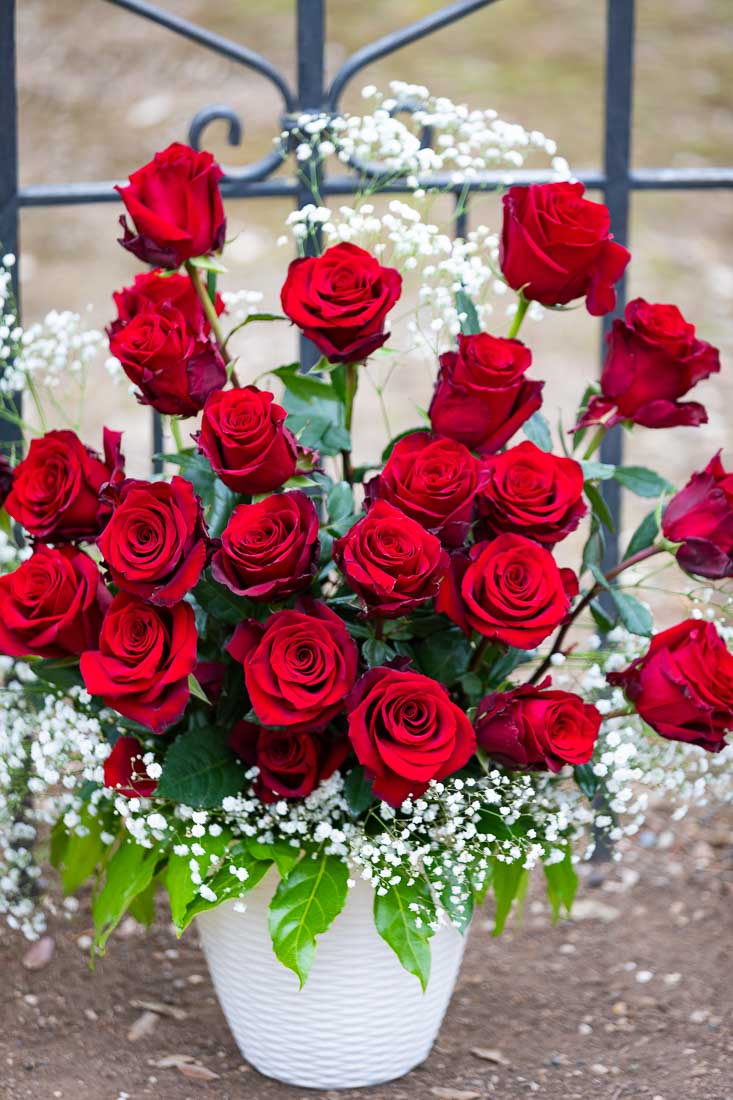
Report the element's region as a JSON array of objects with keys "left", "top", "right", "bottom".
[
  {"left": 195, "top": 387, "right": 298, "bottom": 494},
  {"left": 578, "top": 299, "right": 720, "bottom": 430},
  {"left": 97, "top": 476, "right": 207, "bottom": 606},
  {"left": 429, "top": 333, "right": 543, "bottom": 454},
  {"left": 116, "top": 143, "right": 226, "bottom": 269},
  {"left": 226, "top": 600, "right": 358, "bottom": 731},
  {"left": 194, "top": 660, "right": 227, "bottom": 703},
  {"left": 0, "top": 545, "right": 109, "bottom": 659},
  {"left": 110, "top": 268, "right": 224, "bottom": 336},
  {"left": 103, "top": 736, "right": 158, "bottom": 799},
  {"left": 662, "top": 453, "right": 733, "bottom": 580},
  {"left": 80, "top": 593, "right": 197, "bottom": 734},
  {"left": 5, "top": 428, "right": 124, "bottom": 543},
  {"left": 228, "top": 720, "right": 348, "bottom": 803},
  {"left": 346, "top": 666, "right": 476, "bottom": 807},
  {"left": 437, "top": 534, "right": 571, "bottom": 647},
  {"left": 333, "top": 500, "right": 449, "bottom": 618},
  {"left": 211, "top": 491, "right": 319, "bottom": 601},
  {"left": 608, "top": 619, "right": 733, "bottom": 753},
  {"left": 280, "top": 242, "right": 402, "bottom": 363},
  {"left": 477, "top": 441, "right": 587, "bottom": 546},
  {"left": 0, "top": 454, "right": 12, "bottom": 509},
  {"left": 500, "top": 181, "right": 630, "bottom": 316},
  {"left": 365, "top": 432, "right": 483, "bottom": 548},
  {"left": 475, "top": 679, "right": 601, "bottom": 772}
]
